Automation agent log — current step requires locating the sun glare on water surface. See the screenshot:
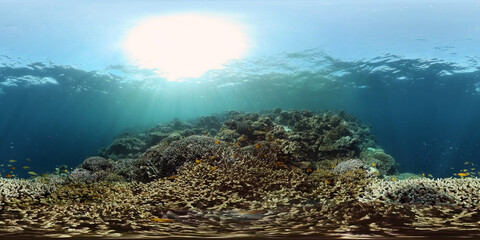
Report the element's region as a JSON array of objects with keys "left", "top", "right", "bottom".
[{"left": 123, "top": 14, "right": 249, "bottom": 81}]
